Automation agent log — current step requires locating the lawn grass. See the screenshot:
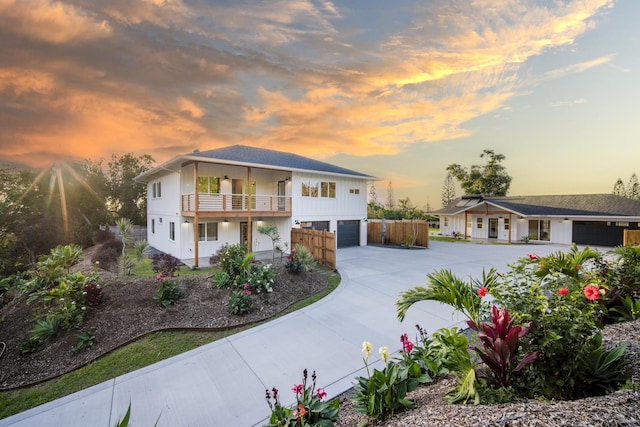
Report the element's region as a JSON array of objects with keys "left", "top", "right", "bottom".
[{"left": 0, "top": 267, "right": 341, "bottom": 419}]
